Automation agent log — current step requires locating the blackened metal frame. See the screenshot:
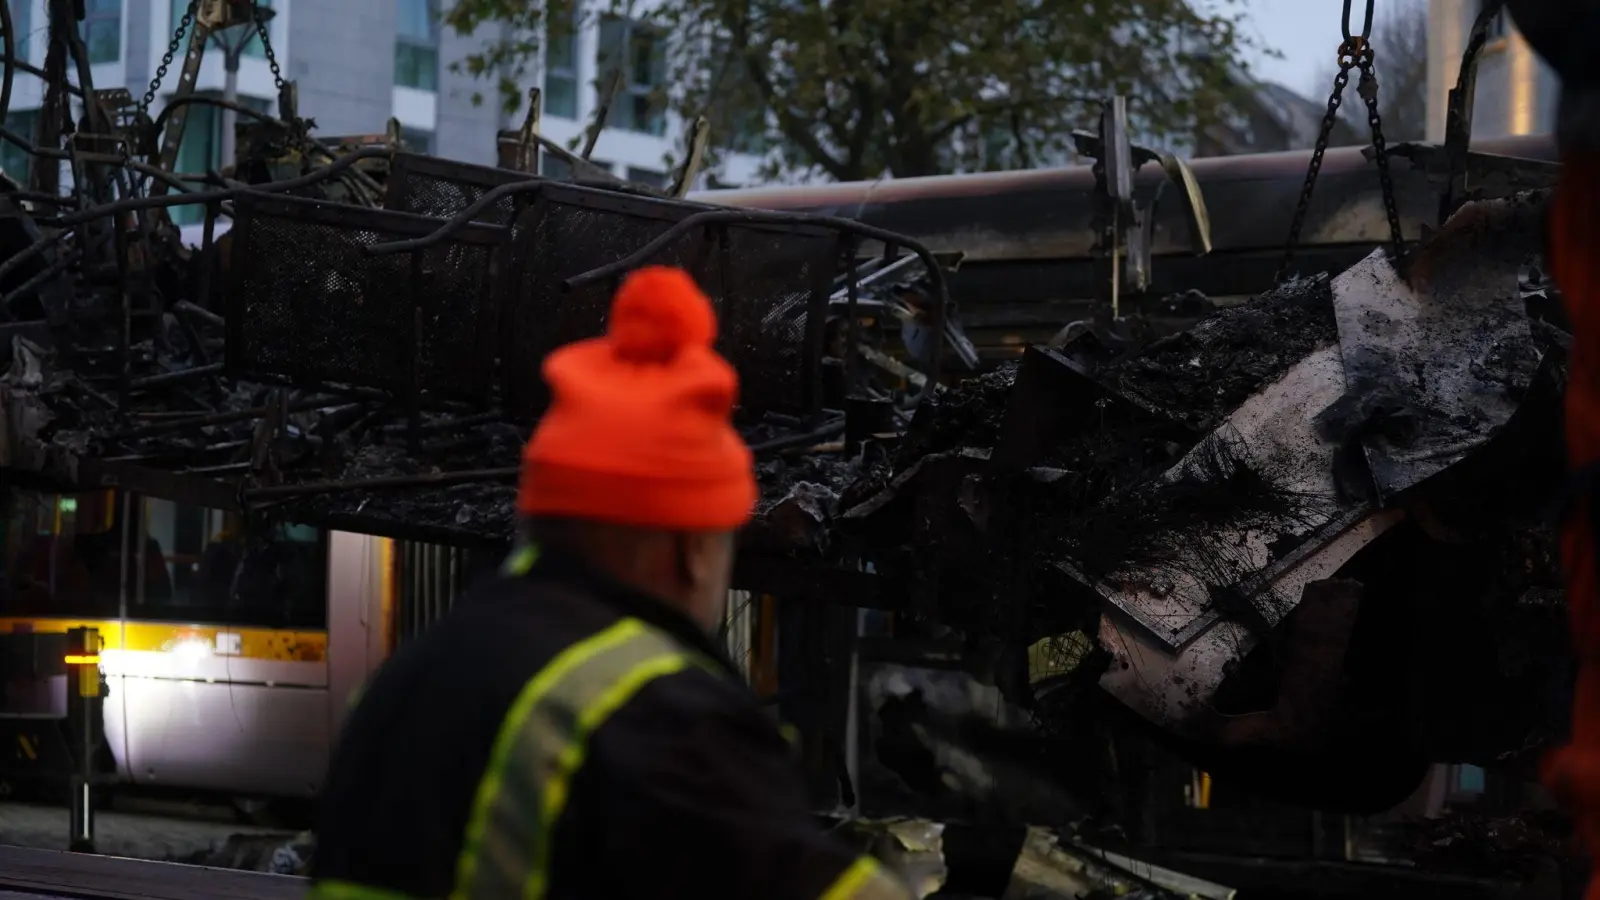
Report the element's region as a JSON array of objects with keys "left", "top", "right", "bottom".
[
  {"left": 367, "top": 179, "right": 951, "bottom": 418},
  {"left": 495, "top": 181, "right": 837, "bottom": 422},
  {"left": 386, "top": 151, "right": 536, "bottom": 226},
  {"left": 225, "top": 191, "right": 509, "bottom": 420}
]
